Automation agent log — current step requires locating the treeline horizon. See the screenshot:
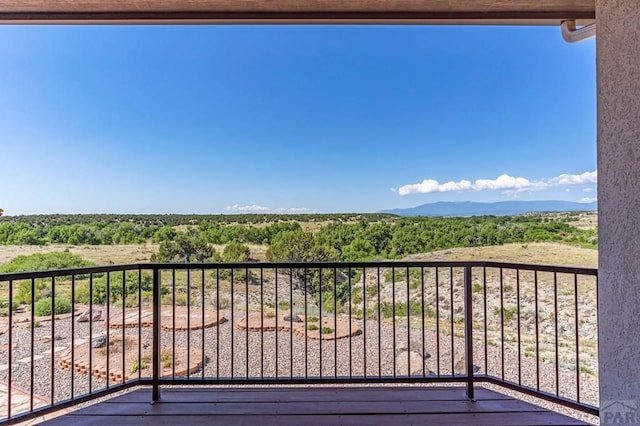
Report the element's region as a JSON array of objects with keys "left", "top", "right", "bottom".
[
  {"left": 0, "top": 213, "right": 395, "bottom": 226},
  {"left": 0, "top": 213, "right": 597, "bottom": 260}
]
